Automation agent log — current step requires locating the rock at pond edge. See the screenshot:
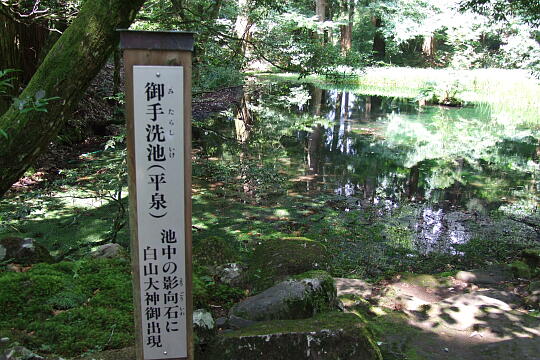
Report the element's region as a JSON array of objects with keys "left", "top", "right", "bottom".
[
  {"left": 202, "top": 312, "right": 383, "bottom": 360},
  {"left": 230, "top": 270, "right": 337, "bottom": 321}
]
